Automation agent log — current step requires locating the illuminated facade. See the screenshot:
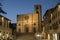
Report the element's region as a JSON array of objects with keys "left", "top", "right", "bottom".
[
  {"left": 0, "top": 15, "right": 12, "bottom": 40},
  {"left": 44, "top": 3, "right": 60, "bottom": 40},
  {"left": 17, "top": 5, "right": 42, "bottom": 33}
]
